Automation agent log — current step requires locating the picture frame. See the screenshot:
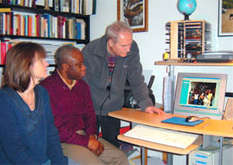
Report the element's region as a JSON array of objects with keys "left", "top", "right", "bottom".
[
  {"left": 223, "top": 98, "right": 233, "bottom": 120},
  {"left": 117, "top": 0, "right": 148, "bottom": 32},
  {"left": 218, "top": 0, "right": 233, "bottom": 36}
]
